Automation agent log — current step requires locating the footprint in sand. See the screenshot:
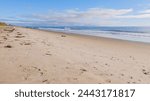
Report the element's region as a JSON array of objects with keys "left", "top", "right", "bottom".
[
  {"left": 130, "top": 76, "right": 133, "bottom": 79},
  {"left": 17, "top": 32, "right": 22, "bottom": 35},
  {"left": 73, "top": 78, "right": 78, "bottom": 80},
  {"left": 80, "top": 68, "right": 87, "bottom": 72},
  {"left": 132, "top": 82, "right": 136, "bottom": 84},
  {"left": 95, "top": 61, "right": 98, "bottom": 63},
  {"left": 45, "top": 53, "right": 52, "bottom": 56},
  {"left": 15, "top": 35, "right": 25, "bottom": 38},
  {"left": 0, "top": 41, "right": 3, "bottom": 44},
  {"left": 61, "top": 35, "right": 66, "bottom": 37},
  {"left": 129, "top": 56, "right": 135, "bottom": 60},
  {"left": 24, "top": 43, "right": 31, "bottom": 45},
  {"left": 142, "top": 69, "right": 150, "bottom": 75},
  {"left": 127, "top": 81, "right": 136, "bottom": 84},
  {"left": 20, "top": 41, "right": 32, "bottom": 46},
  {"left": 65, "top": 67, "right": 69, "bottom": 69},
  {"left": 106, "top": 79, "right": 112, "bottom": 83},
  {"left": 110, "top": 57, "right": 121, "bottom": 61},
  {"left": 105, "top": 63, "right": 110, "bottom": 67},
  {"left": 33, "top": 67, "right": 45, "bottom": 76},
  {"left": 93, "top": 67, "right": 98, "bottom": 70},
  {"left": 19, "top": 65, "right": 48, "bottom": 83},
  {"left": 3, "top": 36, "right": 7, "bottom": 40},
  {"left": 127, "top": 82, "right": 136, "bottom": 84},
  {"left": 110, "top": 74, "right": 114, "bottom": 76},
  {"left": 79, "top": 68, "right": 87, "bottom": 75},
  {"left": 4, "top": 45, "right": 12, "bottom": 48},
  {"left": 127, "top": 82, "right": 130, "bottom": 84},
  {"left": 42, "top": 79, "right": 49, "bottom": 84},
  {"left": 4, "top": 28, "right": 15, "bottom": 33}
]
